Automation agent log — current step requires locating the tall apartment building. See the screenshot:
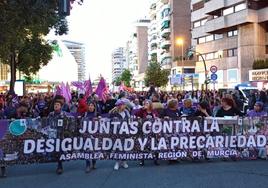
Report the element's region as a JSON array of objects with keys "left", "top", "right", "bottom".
[
  {"left": 136, "top": 19, "right": 150, "bottom": 74},
  {"left": 191, "top": 0, "right": 268, "bottom": 88},
  {"left": 111, "top": 47, "right": 127, "bottom": 82},
  {"left": 126, "top": 19, "right": 150, "bottom": 90},
  {"left": 126, "top": 34, "right": 138, "bottom": 78},
  {"left": 63, "top": 40, "right": 86, "bottom": 81},
  {"left": 148, "top": 0, "right": 192, "bottom": 72}
]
